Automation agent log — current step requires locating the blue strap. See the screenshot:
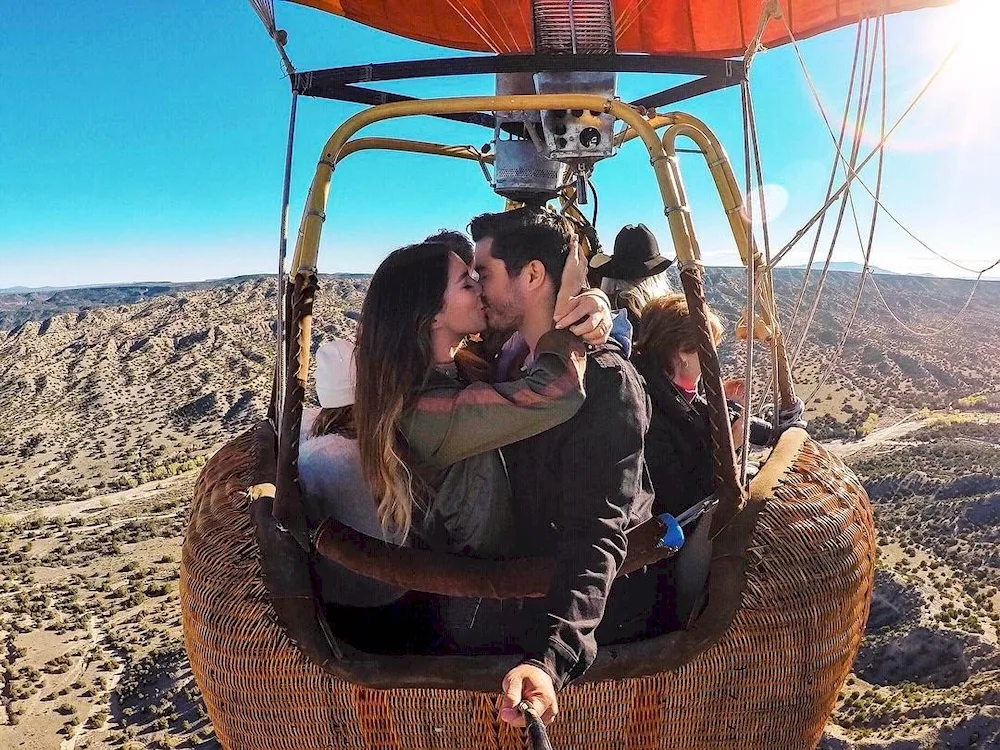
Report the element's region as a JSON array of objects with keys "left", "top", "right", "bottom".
[
  {"left": 609, "top": 309, "right": 633, "bottom": 358},
  {"left": 656, "top": 513, "right": 686, "bottom": 551}
]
